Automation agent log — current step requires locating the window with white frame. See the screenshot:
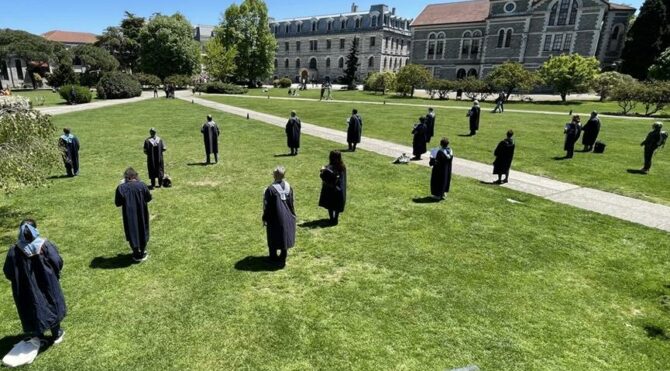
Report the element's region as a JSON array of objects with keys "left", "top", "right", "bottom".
[{"left": 548, "top": 0, "right": 579, "bottom": 26}]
